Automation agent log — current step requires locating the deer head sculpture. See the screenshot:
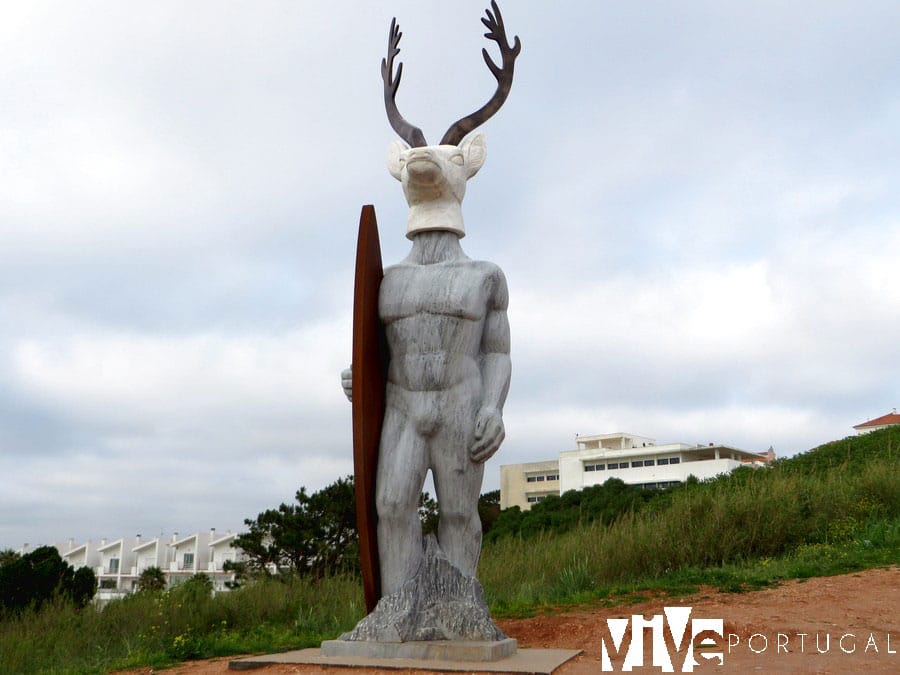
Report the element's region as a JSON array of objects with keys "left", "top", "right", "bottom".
[{"left": 382, "top": 1, "right": 521, "bottom": 239}]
